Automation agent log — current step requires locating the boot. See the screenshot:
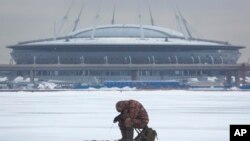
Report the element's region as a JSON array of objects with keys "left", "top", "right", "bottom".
[
  {"left": 118, "top": 128, "right": 126, "bottom": 141},
  {"left": 125, "top": 127, "right": 134, "bottom": 141}
]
